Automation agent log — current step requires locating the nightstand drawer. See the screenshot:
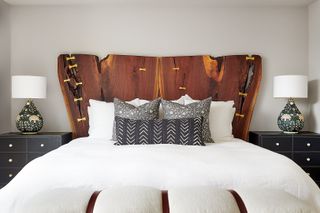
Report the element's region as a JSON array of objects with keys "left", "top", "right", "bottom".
[
  {"left": 302, "top": 167, "right": 320, "bottom": 181},
  {"left": 293, "top": 153, "right": 320, "bottom": 166},
  {"left": 261, "top": 136, "right": 292, "bottom": 151},
  {"left": 0, "top": 153, "right": 26, "bottom": 167},
  {"left": 0, "top": 168, "right": 20, "bottom": 183},
  {"left": 294, "top": 137, "right": 320, "bottom": 151},
  {"left": 27, "top": 153, "right": 44, "bottom": 163},
  {"left": 27, "top": 138, "right": 60, "bottom": 153},
  {"left": 0, "top": 138, "right": 26, "bottom": 152}
]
